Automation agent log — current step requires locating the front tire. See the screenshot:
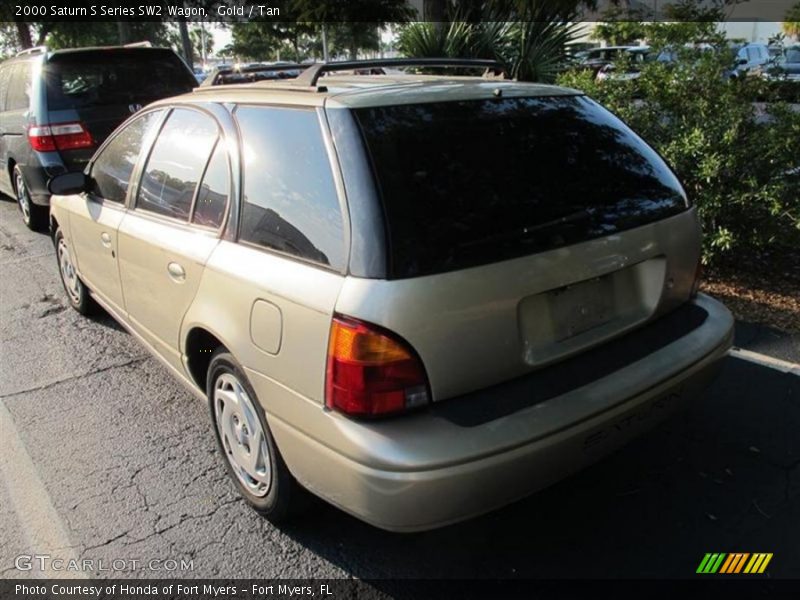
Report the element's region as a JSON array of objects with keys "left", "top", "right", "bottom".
[
  {"left": 55, "top": 228, "right": 95, "bottom": 315},
  {"left": 207, "top": 350, "right": 304, "bottom": 522},
  {"left": 14, "top": 166, "right": 47, "bottom": 231}
]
